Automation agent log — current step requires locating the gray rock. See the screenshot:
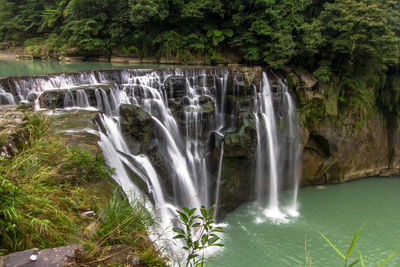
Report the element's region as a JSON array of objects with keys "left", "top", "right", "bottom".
[
  {"left": 5, "top": 248, "right": 39, "bottom": 267},
  {"left": 4, "top": 245, "right": 81, "bottom": 267}
]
